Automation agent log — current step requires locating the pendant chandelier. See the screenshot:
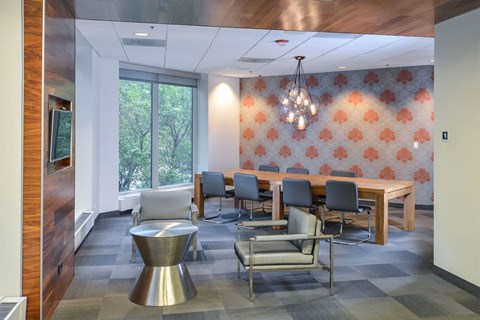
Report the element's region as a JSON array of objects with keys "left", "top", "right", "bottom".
[{"left": 279, "top": 56, "right": 320, "bottom": 131}]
